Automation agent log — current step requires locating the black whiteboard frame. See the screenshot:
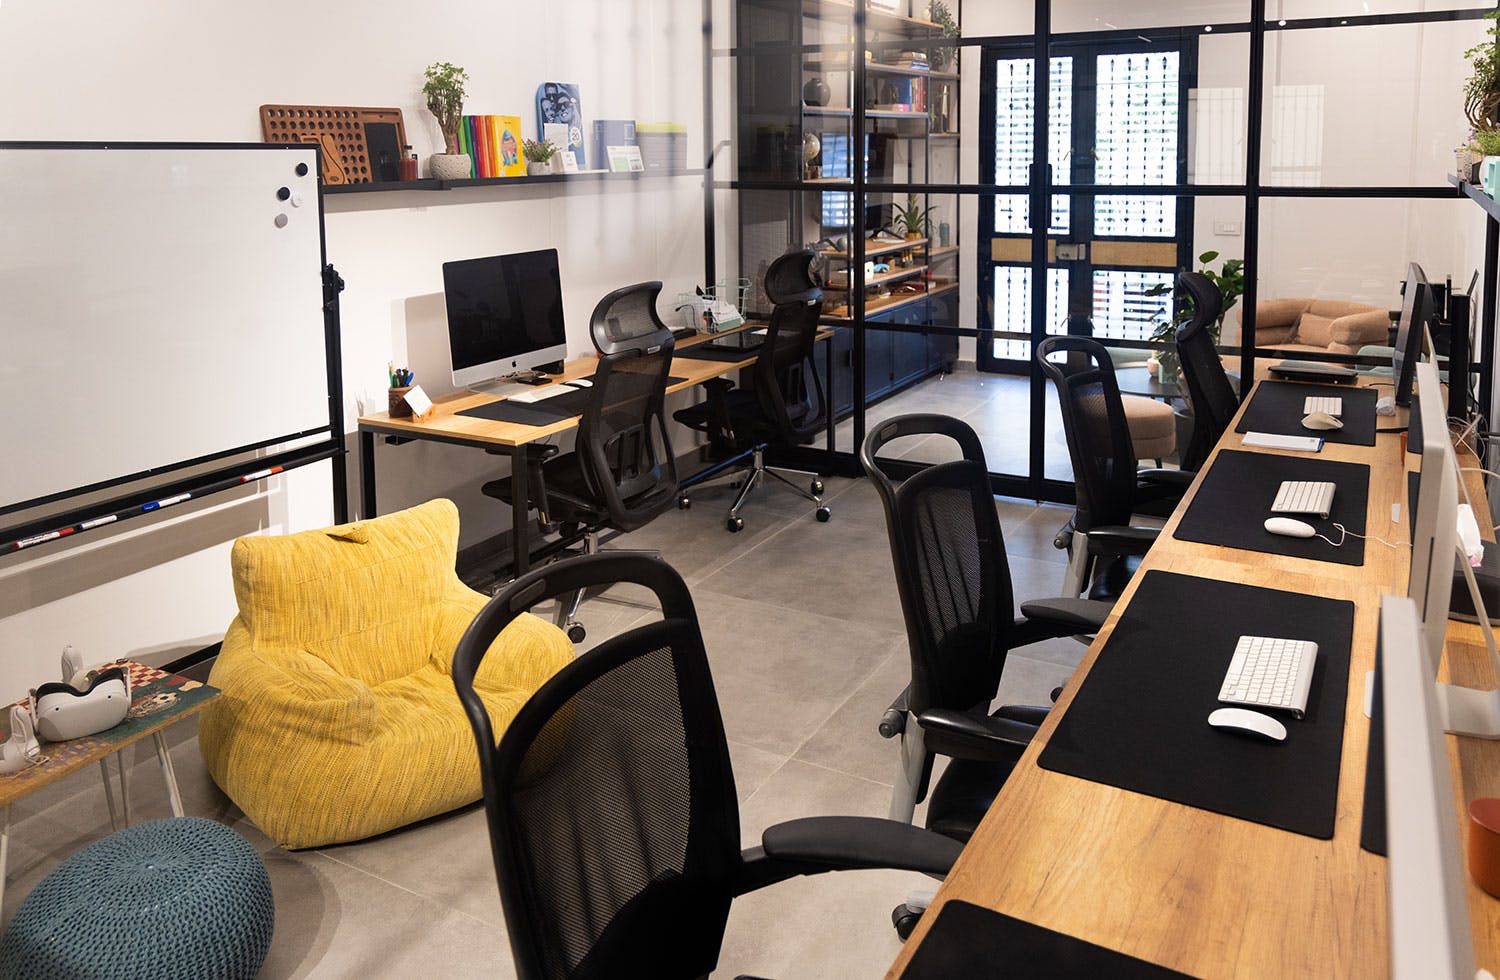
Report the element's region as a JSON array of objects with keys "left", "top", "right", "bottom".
[{"left": 1, "top": 141, "right": 347, "bottom": 556}]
